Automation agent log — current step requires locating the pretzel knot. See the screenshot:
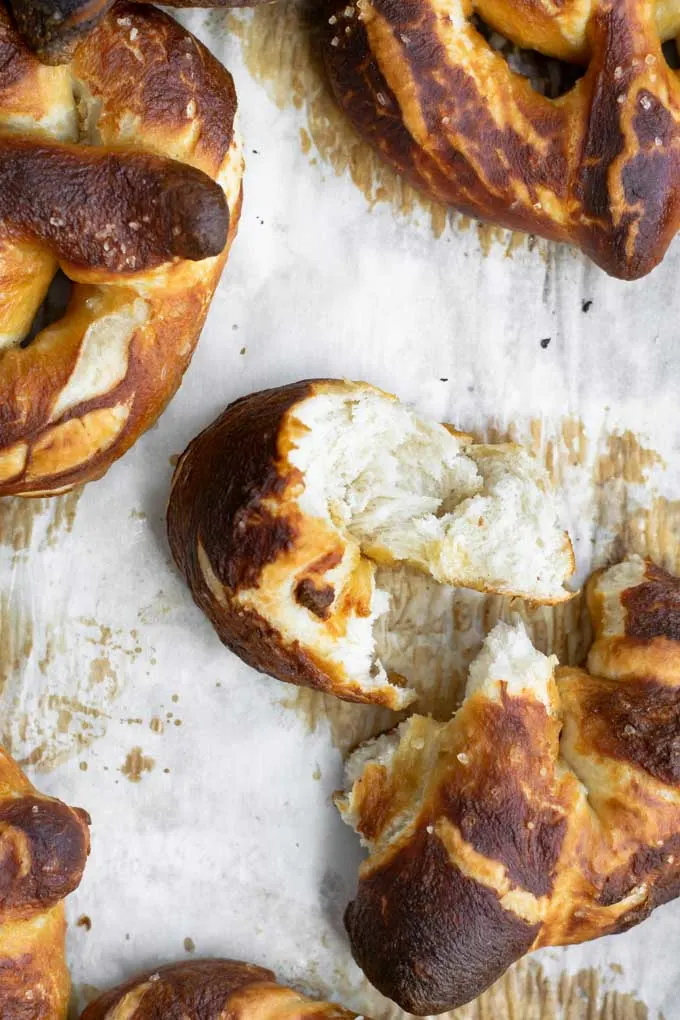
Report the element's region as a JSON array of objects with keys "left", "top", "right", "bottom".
[
  {"left": 0, "top": 0, "right": 243, "bottom": 497},
  {"left": 323, "top": 0, "right": 680, "bottom": 279}
]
